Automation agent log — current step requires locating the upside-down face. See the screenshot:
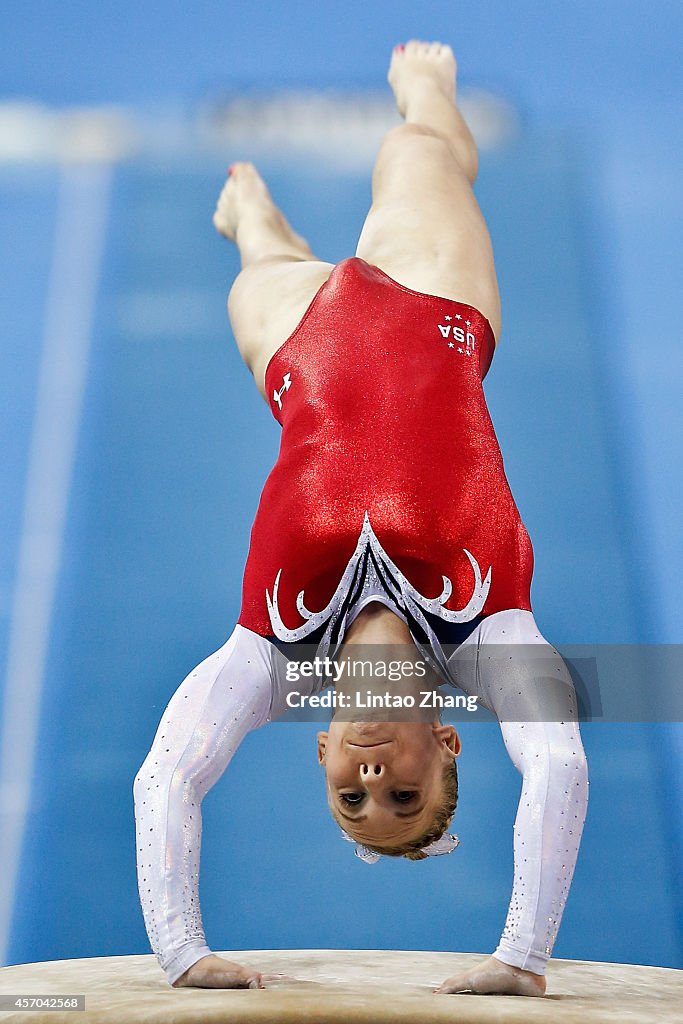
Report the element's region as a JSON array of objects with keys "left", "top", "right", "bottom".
[{"left": 317, "top": 719, "right": 460, "bottom": 848}]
